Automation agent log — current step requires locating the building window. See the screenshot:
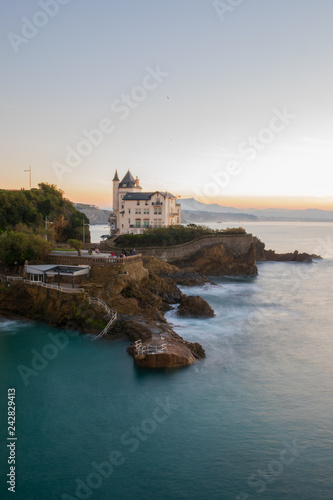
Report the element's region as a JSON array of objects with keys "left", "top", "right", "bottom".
[
  {"left": 137, "top": 201, "right": 140, "bottom": 206},
  {"left": 145, "top": 201, "right": 149, "bottom": 206},
  {"left": 128, "top": 209, "right": 131, "bottom": 214},
  {"left": 153, "top": 219, "right": 162, "bottom": 228},
  {"left": 144, "top": 219, "right": 149, "bottom": 228},
  {"left": 121, "top": 224, "right": 124, "bottom": 228},
  {"left": 144, "top": 209, "right": 149, "bottom": 214},
  {"left": 135, "top": 219, "right": 141, "bottom": 228},
  {"left": 135, "top": 209, "right": 141, "bottom": 214},
  {"left": 128, "top": 219, "right": 131, "bottom": 224}
]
